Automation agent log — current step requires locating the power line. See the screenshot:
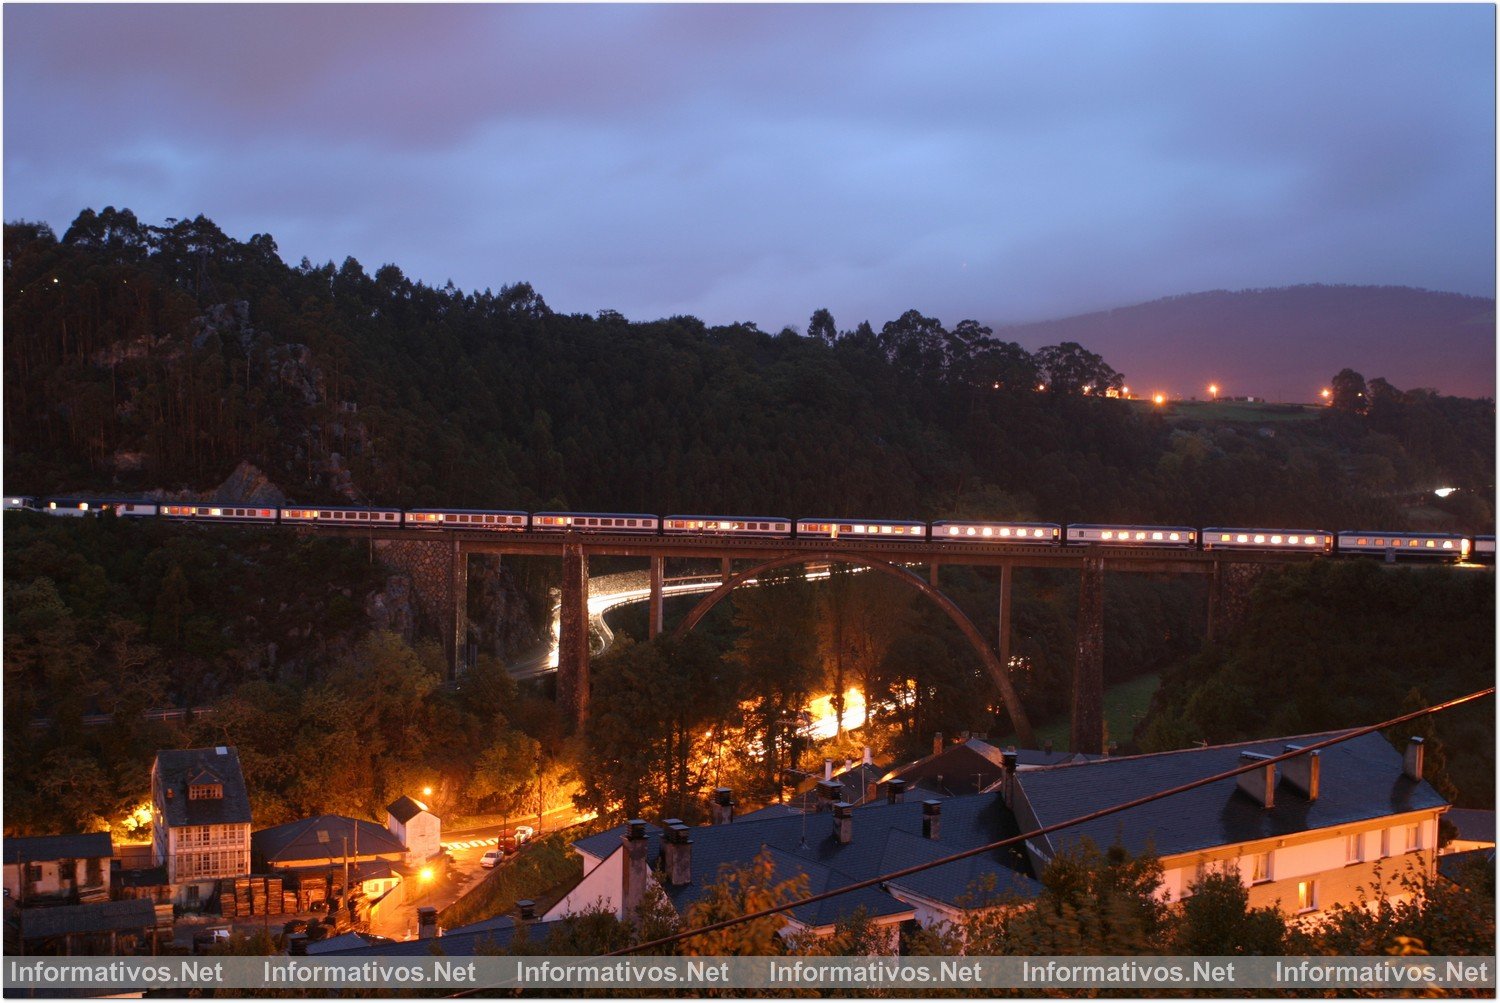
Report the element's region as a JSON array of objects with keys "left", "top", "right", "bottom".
[
  {"left": 603, "top": 686, "right": 1493, "bottom": 957},
  {"left": 447, "top": 684, "right": 1491, "bottom": 991}
]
